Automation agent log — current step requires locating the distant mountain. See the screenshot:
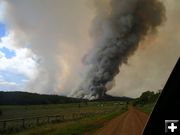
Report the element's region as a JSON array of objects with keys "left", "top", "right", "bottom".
[{"left": 0, "top": 91, "right": 132, "bottom": 105}]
